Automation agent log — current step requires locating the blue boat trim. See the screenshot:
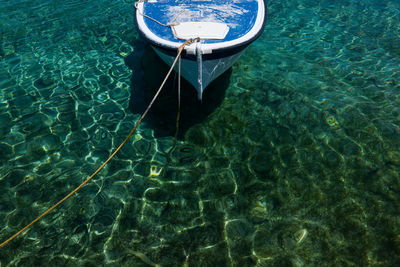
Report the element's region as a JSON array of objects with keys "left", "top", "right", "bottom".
[
  {"left": 135, "top": 0, "right": 267, "bottom": 52},
  {"left": 143, "top": 0, "right": 260, "bottom": 43},
  {"left": 152, "top": 43, "right": 250, "bottom": 61}
]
